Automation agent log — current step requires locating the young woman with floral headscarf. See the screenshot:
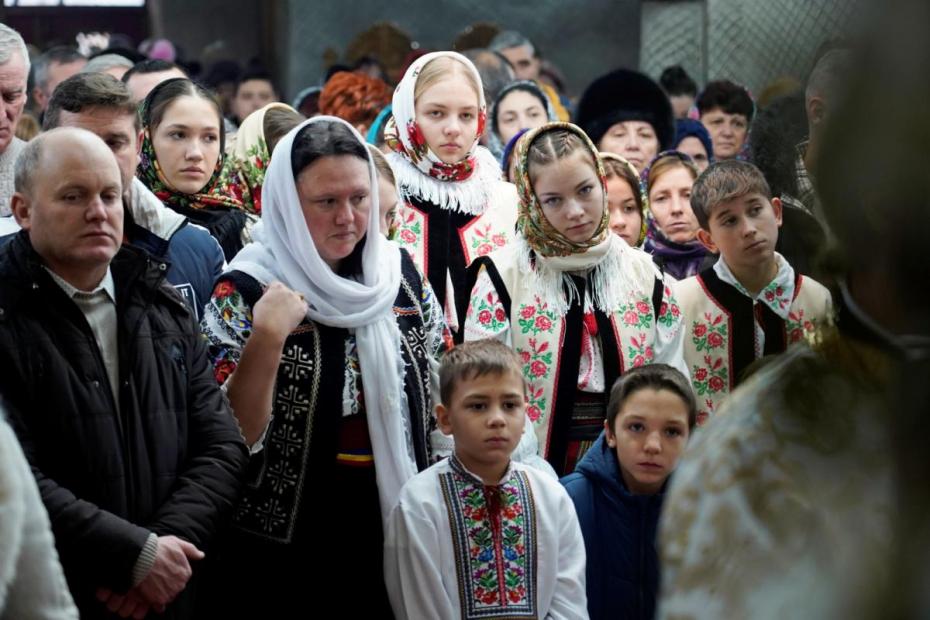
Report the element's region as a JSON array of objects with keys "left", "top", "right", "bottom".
[
  {"left": 385, "top": 51, "right": 519, "bottom": 333},
  {"left": 136, "top": 78, "right": 255, "bottom": 261},
  {"left": 464, "top": 122, "right": 687, "bottom": 476}
]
